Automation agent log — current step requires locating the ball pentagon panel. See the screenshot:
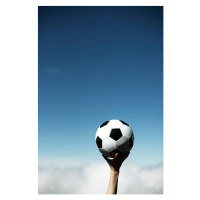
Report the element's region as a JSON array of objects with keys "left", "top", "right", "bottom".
[
  {"left": 119, "top": 120, "right": 129, "bottom": 127},
  {"left": 100, "top": 120, "right": 110, "bottom": 128},
  {"left": 110, "top": 128, "right": 123, "bottom": 141},
  {"left": 95, "top": 136, "right": 102, "bottom": 148}
]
